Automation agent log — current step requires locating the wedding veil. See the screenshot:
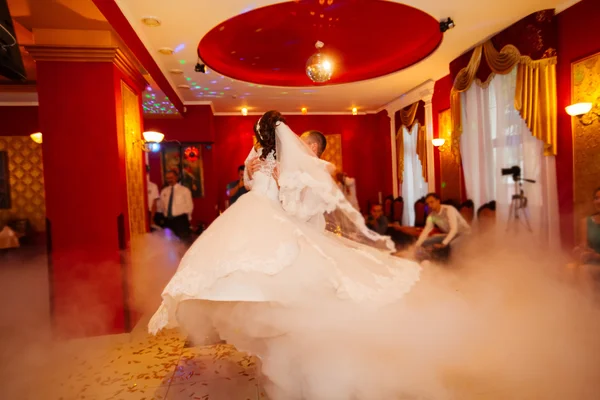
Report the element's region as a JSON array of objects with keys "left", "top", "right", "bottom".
[{"left": 274, "top": 121, "right": 395, "bottom": 252}]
